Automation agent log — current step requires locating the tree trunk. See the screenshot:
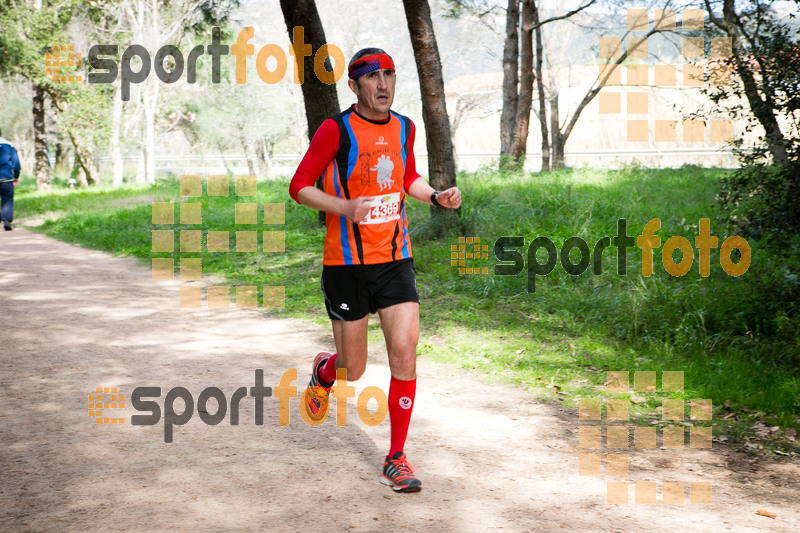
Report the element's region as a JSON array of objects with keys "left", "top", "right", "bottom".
[
  {"left": 534, "top": 5, "right": 549, "bottom": 172},
  {"left": 279, "top": 0, "right": 341, "bottom": 225},
  {"left": 139, "top": 1, "right": 160, "bottom": 184},
  {"left": 451, "top": 97, "right": 472, "bottom": 167},
  {"left": 48, "top": 87, "right": 98, "bottom": 186},
  {"left": 500, "top": 0, "right": 520, "bottom": 163},
  {"left": 217, "top": 141, "right": 232, "bottom": 175},
  {"left": 279, "top": 0, "right": 341, "bottom": 137},
  {"left": 239, "top": 131, "right": 256, "bottom": 176},
  {"left": 142, "top": 65, "right": 159, "bottom": 184},
  {"left": 54, "top": 142, "right": 70, "bottom": 172},
  {"left": 72, "top": 160, "right": 88, "bottom": 188},
  {"left": 402, "top": 0, "right": 458, "bottom": 219},
  {"left": 110, "top": 78, "right": 124, "bottom": 186},
  {"left": 68, "top": 129, "right": 98, "bottom": 185},
  {"left": 550, "top": 92, "right": 566, "bottom": 169},
  {"left": 255, "top": 139, "right": 269, "bottom": 177},
  {"left": 508, "top": 0, "right": 535, "bottom": 171},
  {"left": 136, "top": 150, "right": 145, "bottom": 183},
  {"left": 717, "top": 0, "right": 788, "bottom": 165},
  {"left": 32, "top": 83, "right": 51, "bottom": 190},
  {"left": 266, "top": 141, "right": 275, "bottom": 175}
]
